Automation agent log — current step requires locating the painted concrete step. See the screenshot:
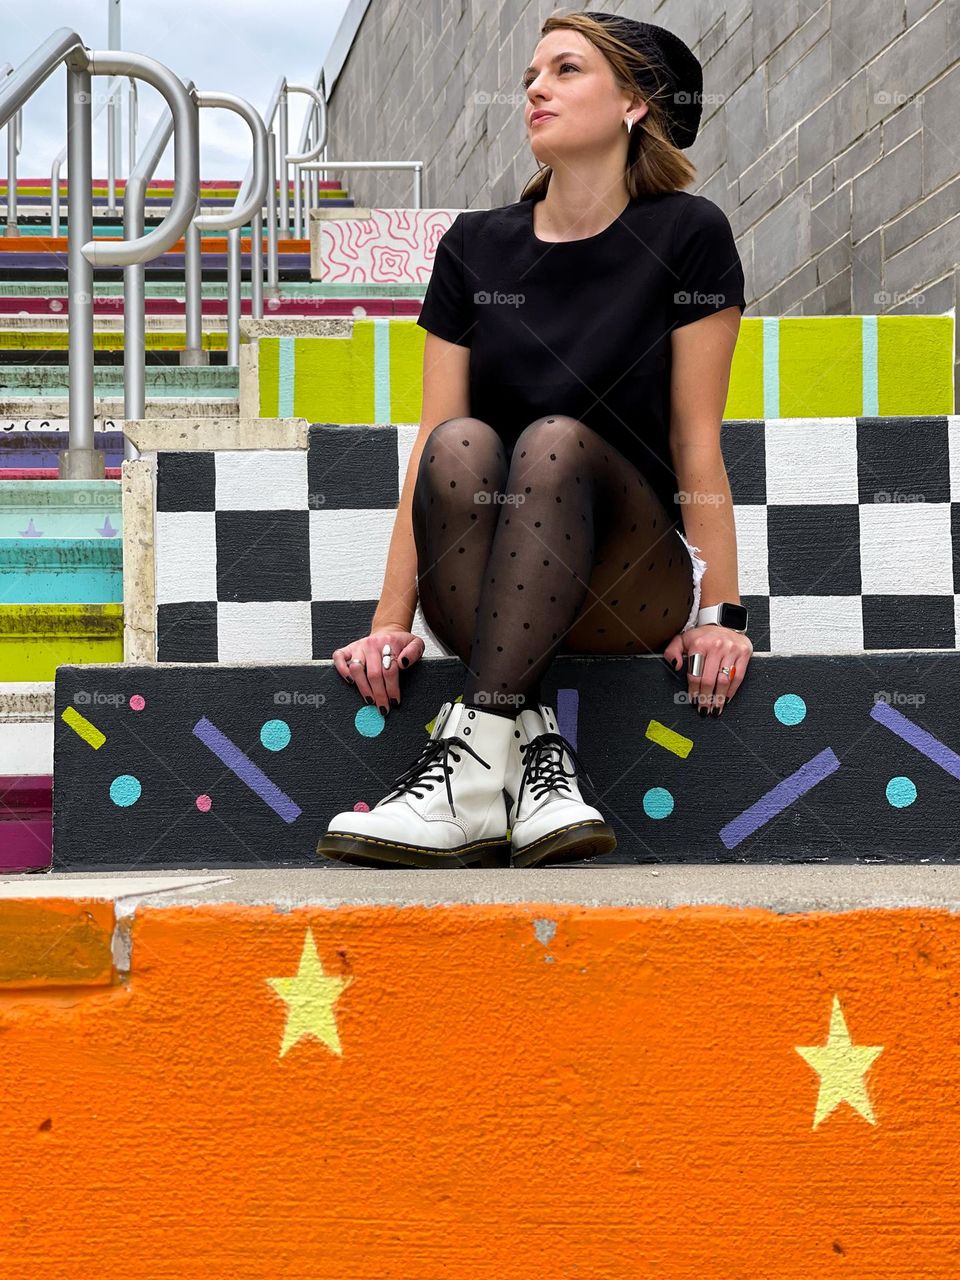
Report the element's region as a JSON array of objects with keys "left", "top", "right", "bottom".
[
  {"left": 0, "top": 397, "right": 239, "bottom": 419},
  {"left": 0, "top": 539, "right": 122, "bottom": 603},
  {"left": 50, "top": 654, "right": 960, "bottom": 869},
  {"left": 243, "top": 313, "right": 957, "bottom": 422},
  {"left": 0, "top": 604, "right": 124, "bottom": 680},
  {"left": 0, "top": 364, "right": 238, "bottom": 397},
  {"left": 0, "top": 431, "right": 127, "bottom": 470},
  {"left": 142, "top": 416, "right": 960, "bottom": 665},
  {"left": 0, "top": 479, "right": 121, "bottom": 537}
]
